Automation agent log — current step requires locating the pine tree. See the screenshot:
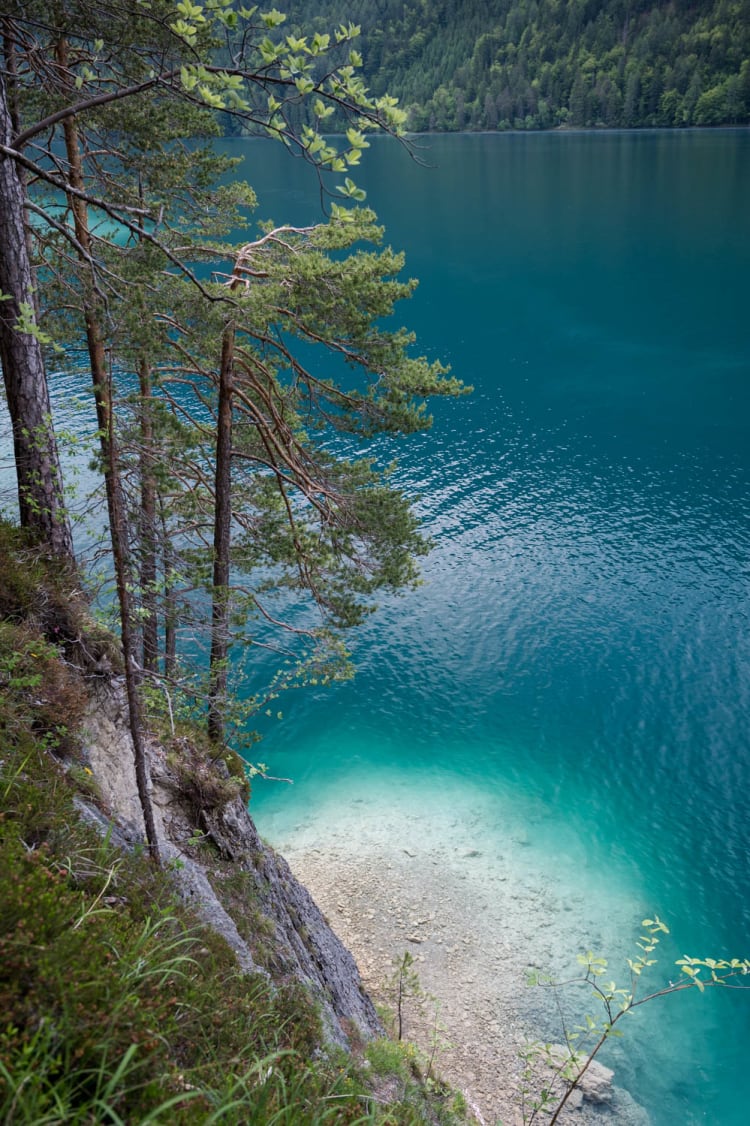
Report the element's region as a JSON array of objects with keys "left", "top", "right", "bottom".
[{"left": 0, "top": 1, "right": 465, "bottom": 855}]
